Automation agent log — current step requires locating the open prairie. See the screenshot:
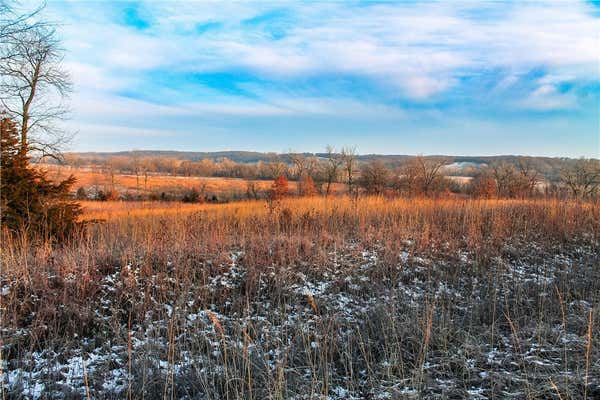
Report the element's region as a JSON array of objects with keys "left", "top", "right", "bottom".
[
  {"left": 2, "top": 197, "right": 599, "bottom": 398},
  {"left": 40, "top": 164, "right": 349, "bottom": 199},
  {"left": 2, "top": 0, "right": 599, "bottom": 399}
]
